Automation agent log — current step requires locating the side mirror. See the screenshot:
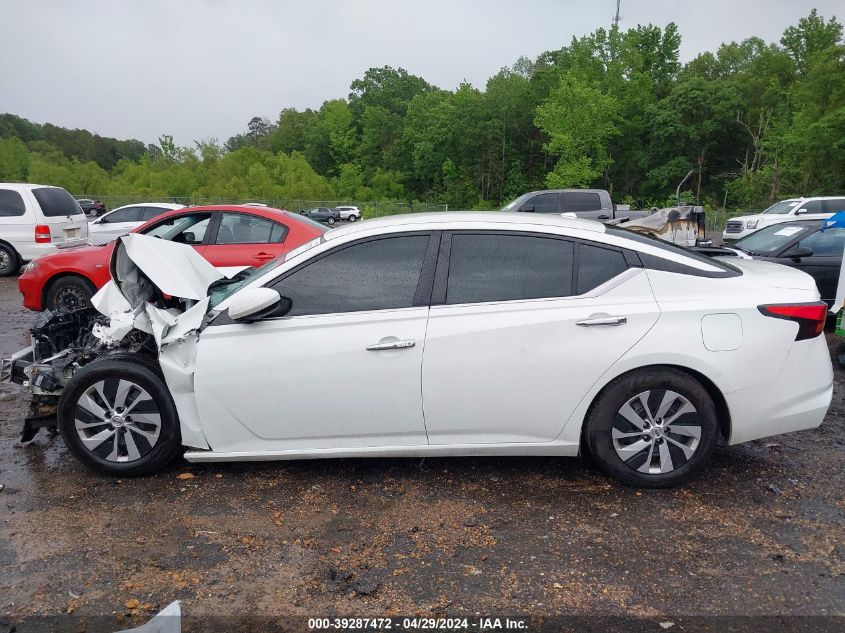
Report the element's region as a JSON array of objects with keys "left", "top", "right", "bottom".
[
  {"left": 520, "top": 205, "right": 535, "bottom": 213},
  {"left": 228, "top": 287, "right": 291, "bottom": 323},
  {"left": 787, "top": 246, "right": 813, "bottom": 259},
  {"left": 794, "top": 208, "right": 808, "bottom": 215}
]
